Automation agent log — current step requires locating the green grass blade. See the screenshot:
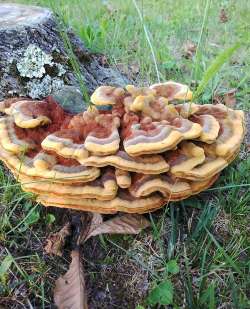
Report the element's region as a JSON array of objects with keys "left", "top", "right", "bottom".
[
  {"left": 193, "top": 42, "right": 241, "bottom": 99},
  {"left": 192, "top": 0, "right": 211, "bottom": 82},
  {"left": 205, "top": 228, "right": 243, "bottom": 276},
  {"left": 167, "top": 205, "right": 178, "bottom": 259},
  {"left": 48, "top": 0, "right": 90, "bottom": 104},
  {"left": 131, "top": 0, "right": 161, "bottom": 82}
]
